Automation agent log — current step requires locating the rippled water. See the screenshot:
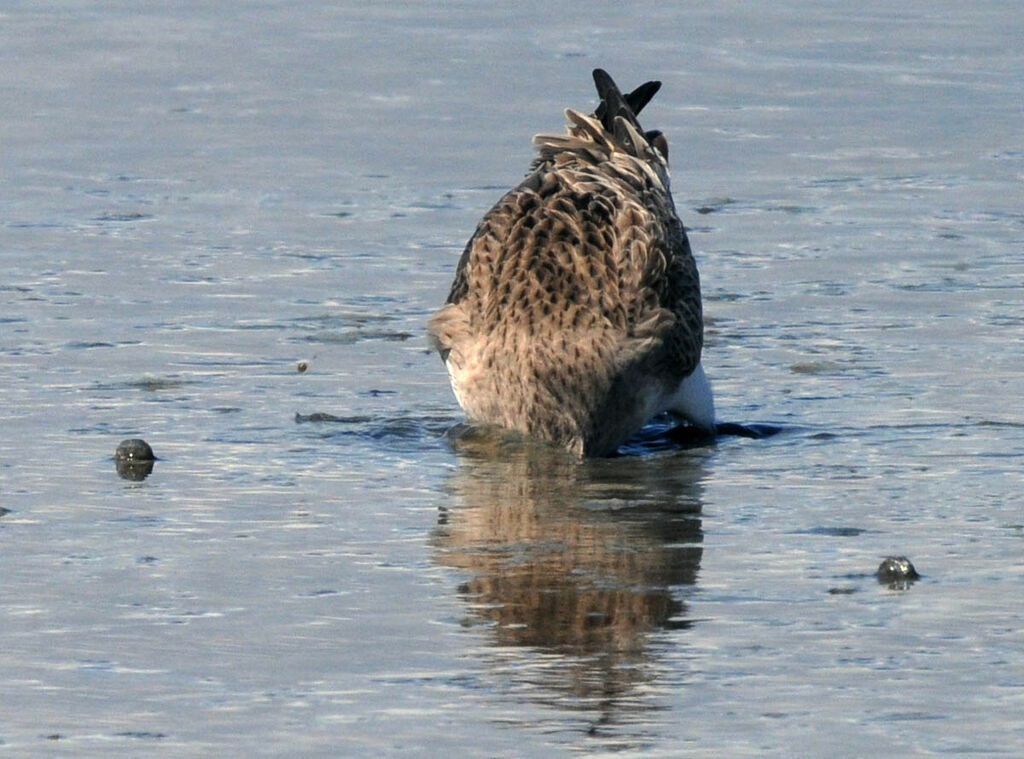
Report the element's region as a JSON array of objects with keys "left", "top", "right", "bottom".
[{"left": 2, "top": 2, "right": 1022, "bottom": 756}]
